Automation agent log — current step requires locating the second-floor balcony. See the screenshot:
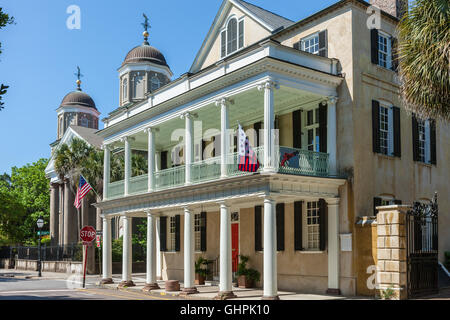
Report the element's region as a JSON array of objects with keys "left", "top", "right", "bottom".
[{"left": 106, "top": 146, "right": 330, "bottom": 200}]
